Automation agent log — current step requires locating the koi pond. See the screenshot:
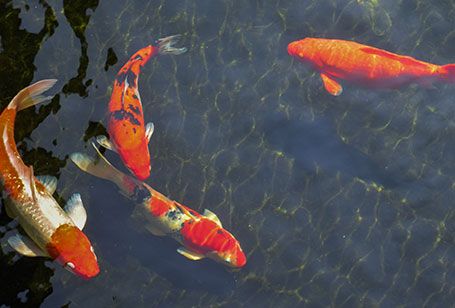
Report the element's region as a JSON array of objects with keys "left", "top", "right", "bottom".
[{"left": 0, "top": 0, "right": 453, "bottom": 306}]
